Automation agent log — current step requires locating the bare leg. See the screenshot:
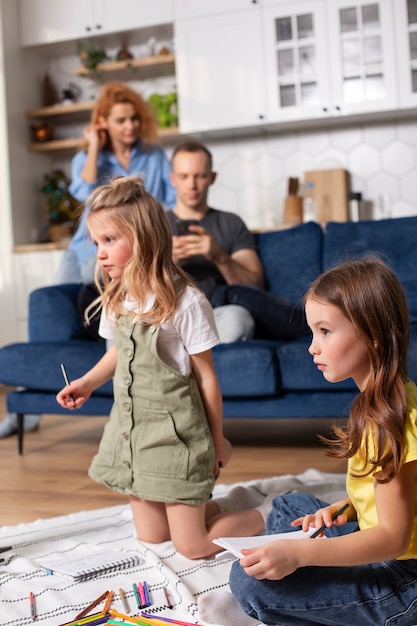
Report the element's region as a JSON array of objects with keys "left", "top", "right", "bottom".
[
  {"left": 166, "top": 502, "right": 265, "bottom": 560},
  {"left": 129, "top": 496, "right": 170, "bottom": 543}
]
